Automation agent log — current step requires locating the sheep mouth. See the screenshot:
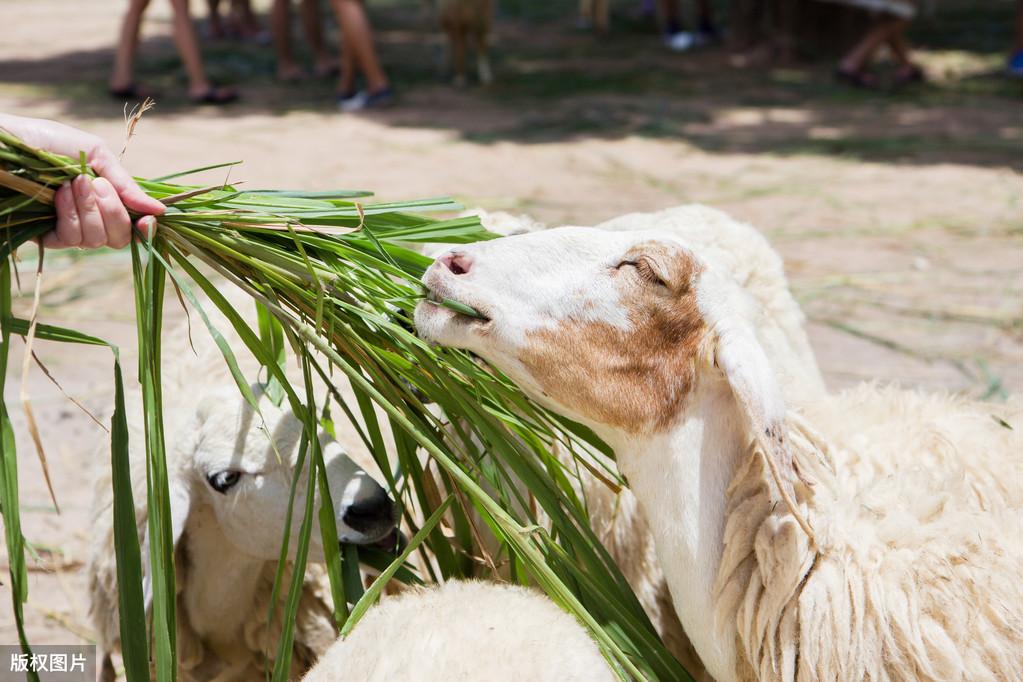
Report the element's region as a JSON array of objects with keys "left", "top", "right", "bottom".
[
  {"left": 365, "top": 528, "right": 406, "bottom": 555},
  {"left": 421, "top": 287, "right": 492, "bottom": 325}
]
